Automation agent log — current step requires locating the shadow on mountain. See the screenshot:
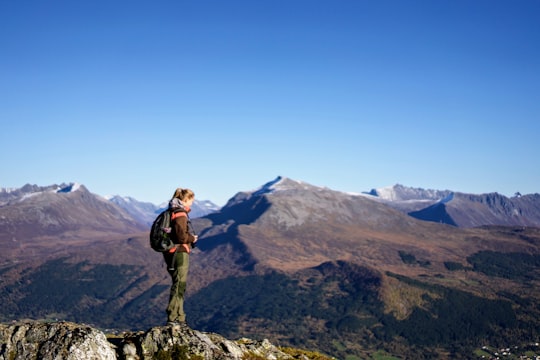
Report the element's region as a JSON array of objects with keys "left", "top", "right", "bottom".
[
  {"left": 409, "top": 203, "right": 458, "bottom": 226},
  {"left": 204, "top": 193, "right": 271, "bottom": 226},
  {"left": 195, "top": 227, "right": 257, "bottom": 272},
  {"left": 0, "top": 257, "right": 163, "bottom": 330},
  {"left": 187, "top": 260, "right": 384, "bottom": 343},
  {"left": 193, "top": 194, "right": 271, "bottom": 271}
]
